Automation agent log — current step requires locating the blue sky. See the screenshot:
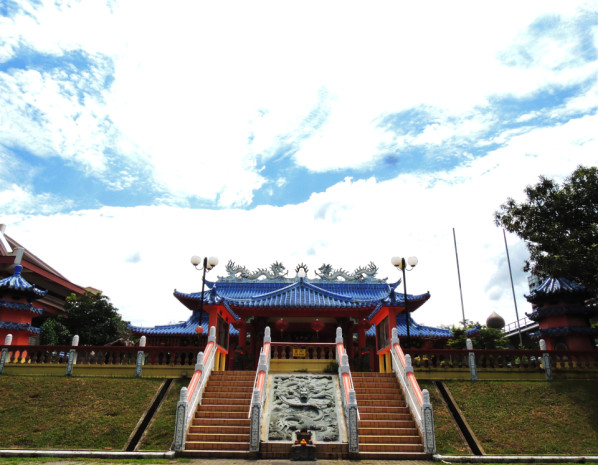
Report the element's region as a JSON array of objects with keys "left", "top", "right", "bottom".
[{"left": 1, "top": 1, "right": 598, "bottom": 328}]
